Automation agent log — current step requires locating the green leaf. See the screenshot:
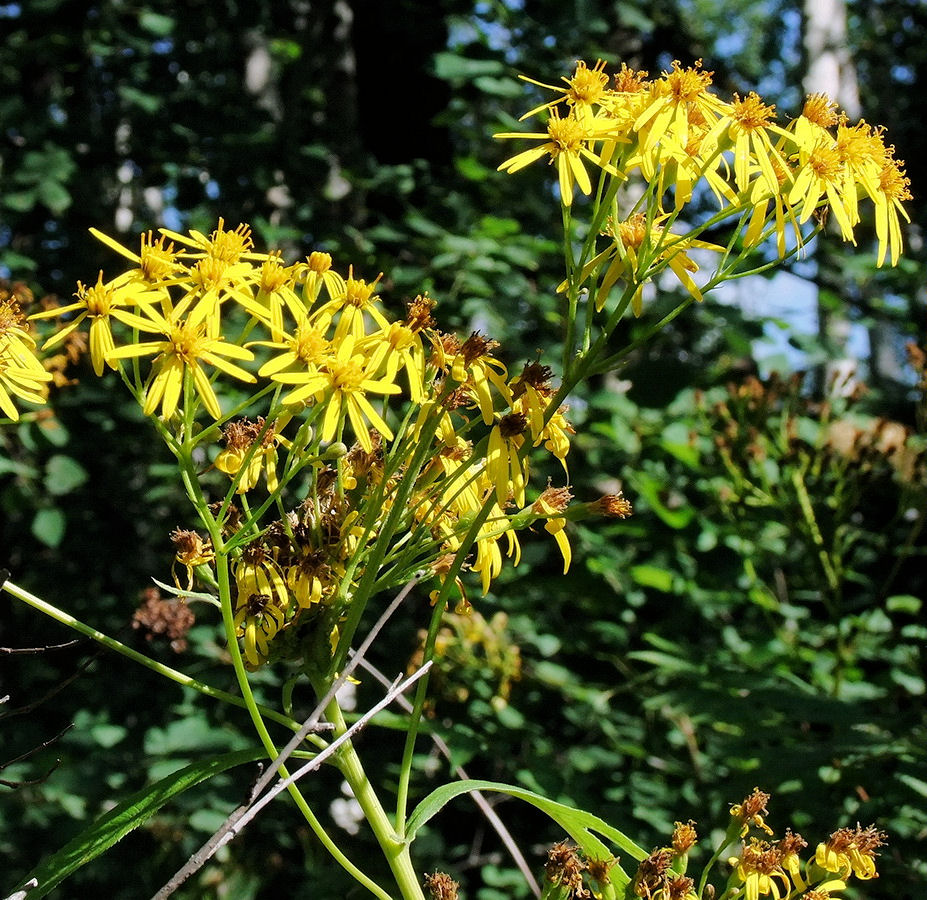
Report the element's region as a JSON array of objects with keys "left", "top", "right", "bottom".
[
  {"left": 118, "top": 85, "right": 161, "bottom": 114},
  {"left": 36, "top": 179, "right": 72, "bottom": 214},
  {"left": 139, "top": 11, "right": 175, "bottom": 36},
  {"left": 405, "top": 779, "right": 645, "bottom": 883},
  {"left": 629, "top": 564, "right": 674, "bottom": 592},
  {"left": 886, "top": 595, "right": 922, "bottom": 615},
  {"left": 432, "top": 52, "right": 504, "bottom": 80},
  {"left": 31, "top": 508, "right": 66, "bottom": 548},
  {"left": 44, "top": 454, "right": 89, "bottom": 496},
  {"left": 12, "top": 749, "right": 263, "bottom": 898}
]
